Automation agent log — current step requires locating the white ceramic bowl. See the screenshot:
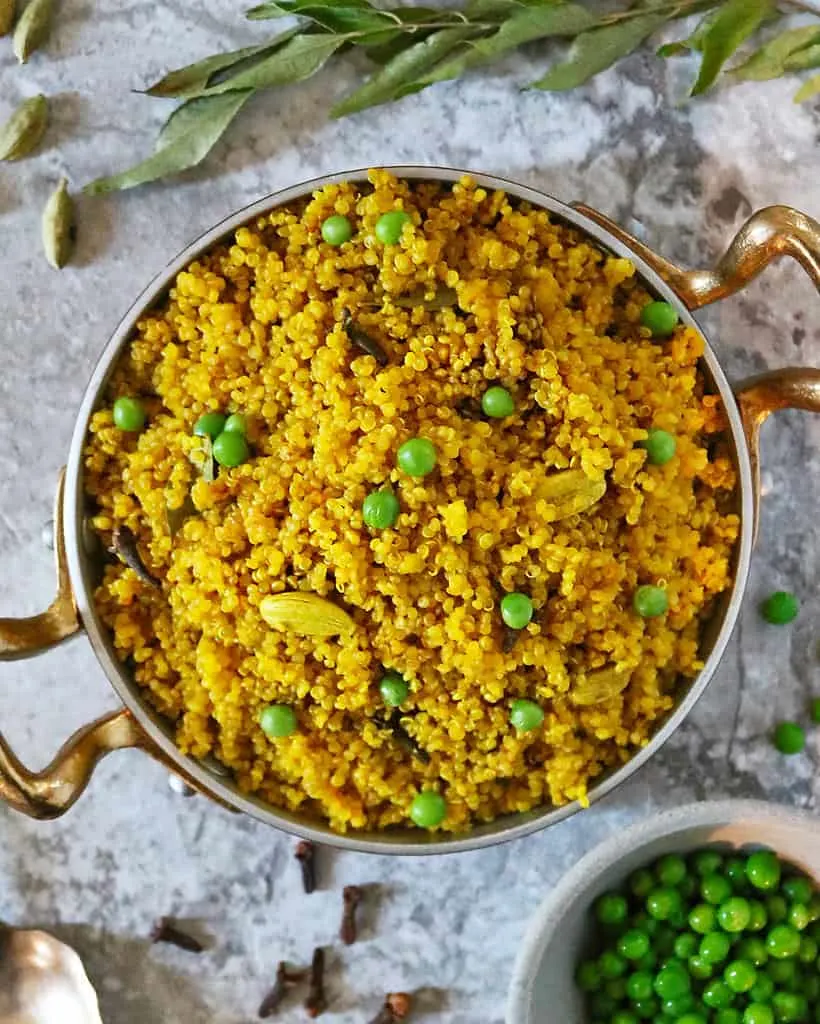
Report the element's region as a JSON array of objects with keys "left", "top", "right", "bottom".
[{"left": 507, "top": 800, "right": 820, "bottom": 1024}]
